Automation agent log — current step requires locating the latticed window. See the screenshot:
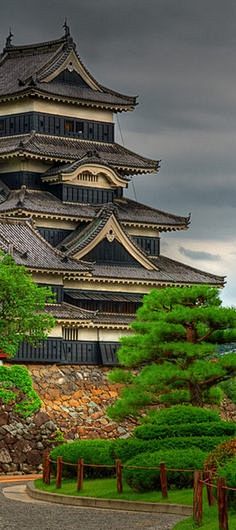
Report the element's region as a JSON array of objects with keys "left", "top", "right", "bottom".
[{"left": 63, "top": 327, "right": 80, "bottom": 340}]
